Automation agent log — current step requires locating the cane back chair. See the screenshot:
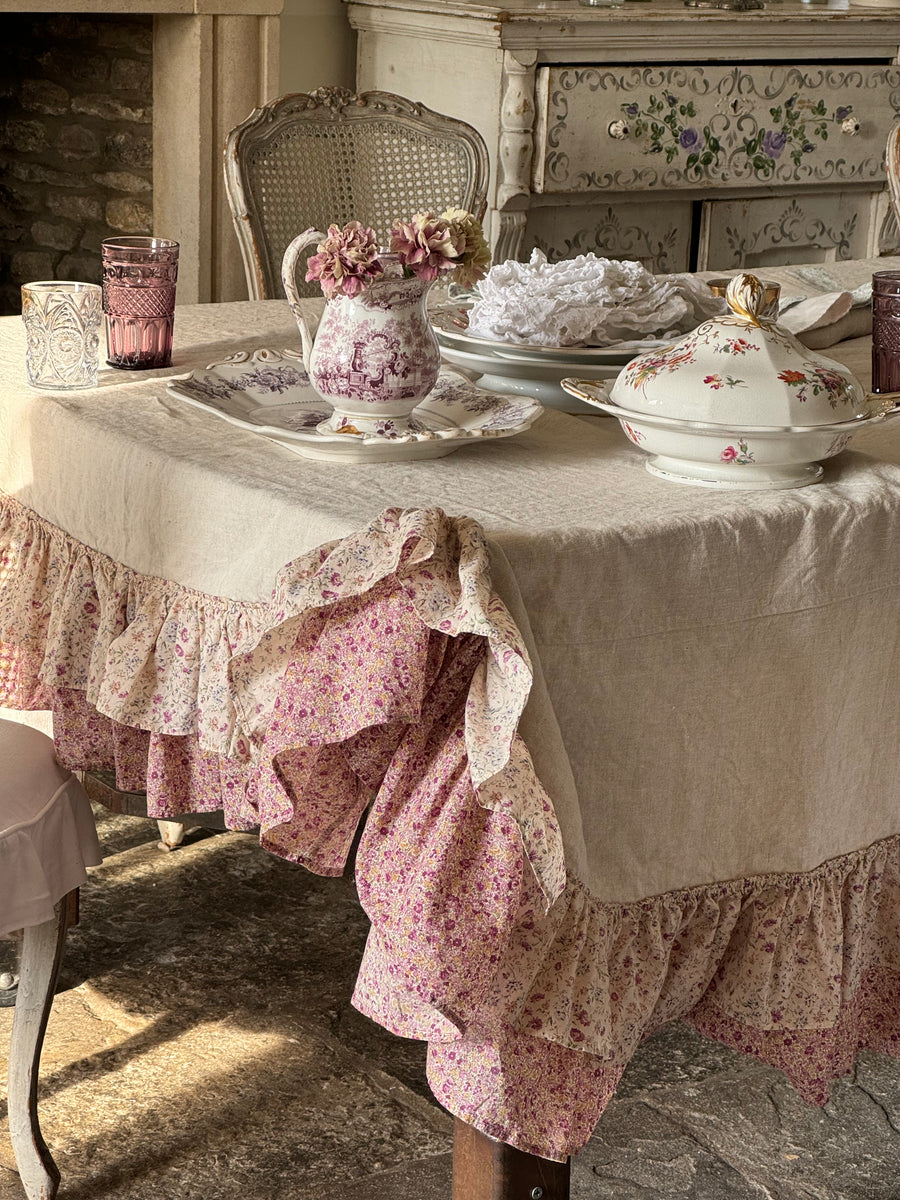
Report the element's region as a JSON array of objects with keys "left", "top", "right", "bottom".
[
  {"left": 223, "top": 87, "right": 490, "bottom": 301},
  {"left": 887, "top": 123, "right": 900, "bottom": 236}
]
